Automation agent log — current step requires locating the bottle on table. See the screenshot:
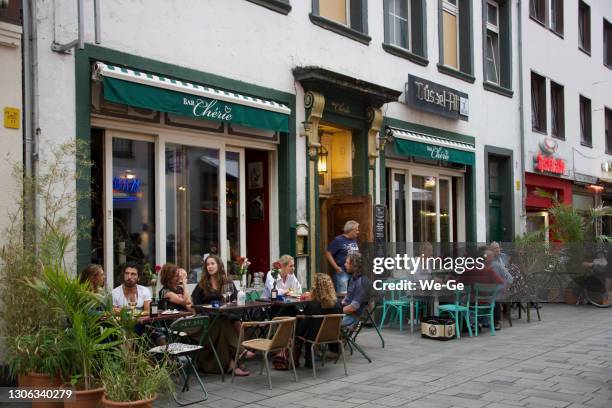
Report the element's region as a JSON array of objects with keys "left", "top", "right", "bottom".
[
  {"left": 270, "top": 286, "right": 278, "bottom": 300},
  {"left": 150, "top": 296, "right": 158, "bottom": 316},
  {"left": 237, "top": 287, "right": 246, "bottom": 306}
]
